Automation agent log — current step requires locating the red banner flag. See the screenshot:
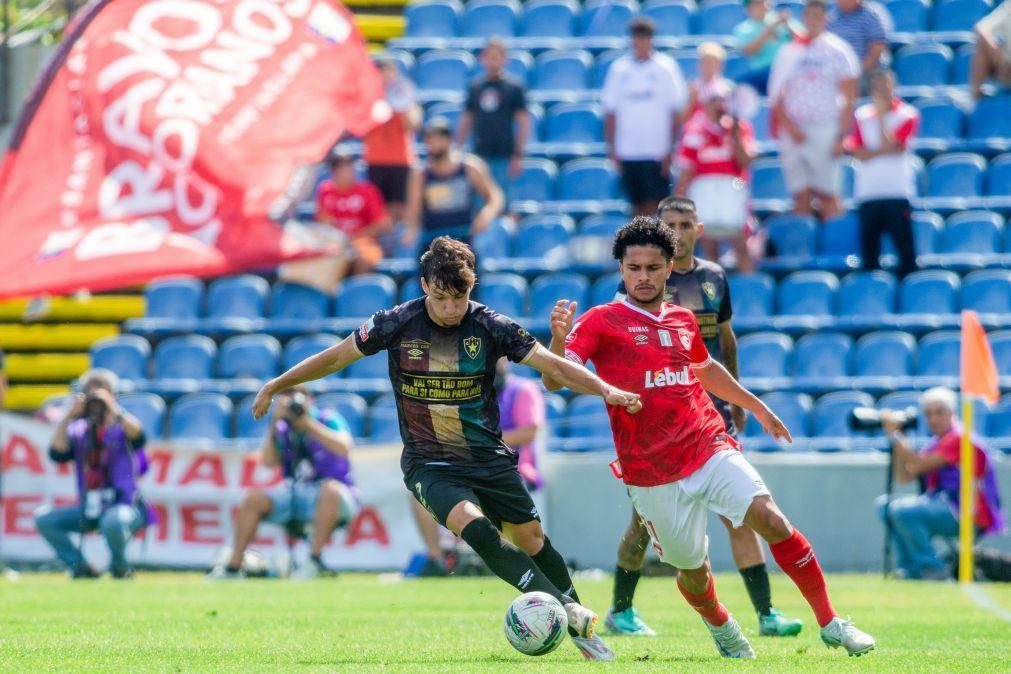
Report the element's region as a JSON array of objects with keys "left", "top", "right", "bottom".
[{"left": 0, "top": 0, "right": 385, "bottom": 299}]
